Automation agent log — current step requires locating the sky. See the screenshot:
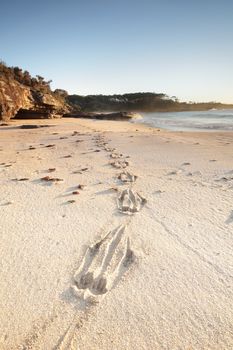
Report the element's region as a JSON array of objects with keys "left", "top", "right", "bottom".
[{"left": 1, "top": 0, "right": 233, "bottom": 103}]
